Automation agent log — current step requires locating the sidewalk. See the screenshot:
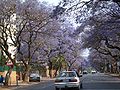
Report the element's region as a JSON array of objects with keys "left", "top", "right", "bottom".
[
  {"left": 0, "top": 77, "right": 55, "bottom": 90},
  {"left": 0, "top": 81, "right": 36, "bottom": 90},
  {"left": 105, "top": 73, "right": 120, "bottom": 78},
  {"left": 110, "top": 74, "right": 120, "bottom": 77}
]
